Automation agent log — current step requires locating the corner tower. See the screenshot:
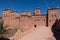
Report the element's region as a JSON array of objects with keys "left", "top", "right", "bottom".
[
  {"left": 48, "top": 8, "right": 59, "bottom": 27},
  {"left": 34, "top": 8, "right": 41, "bottom": 15}
]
